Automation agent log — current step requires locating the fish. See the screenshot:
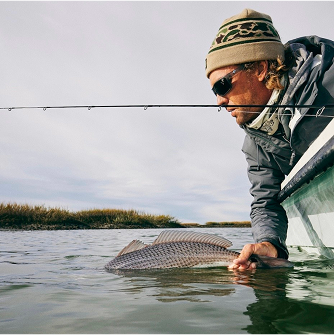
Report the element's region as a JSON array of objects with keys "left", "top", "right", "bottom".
[{"left": 104, "top": 230, "right": 294, "bottom": 270}]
